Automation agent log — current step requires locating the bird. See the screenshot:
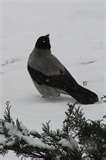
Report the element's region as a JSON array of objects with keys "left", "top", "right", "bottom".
[{"left": 27, "top": 34, "right": 98, "bottom": 104}]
